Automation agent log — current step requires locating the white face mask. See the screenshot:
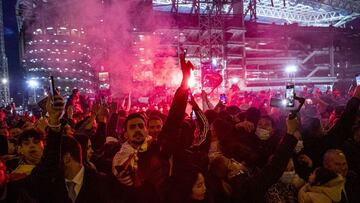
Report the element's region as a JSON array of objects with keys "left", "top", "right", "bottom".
[
  {"left": 280, "top": 171, "right": 296, "bottom": 184},
  {"left": 255, "top": 128, "right": 271, "bottom": 140},
  {"left": 294, "top": 140, "right": 304, "bottom": 153}
]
